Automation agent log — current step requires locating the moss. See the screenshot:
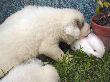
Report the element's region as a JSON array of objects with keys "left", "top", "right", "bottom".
[{"left": 49, "top": 49, "right": 110, "bottom": 82}]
